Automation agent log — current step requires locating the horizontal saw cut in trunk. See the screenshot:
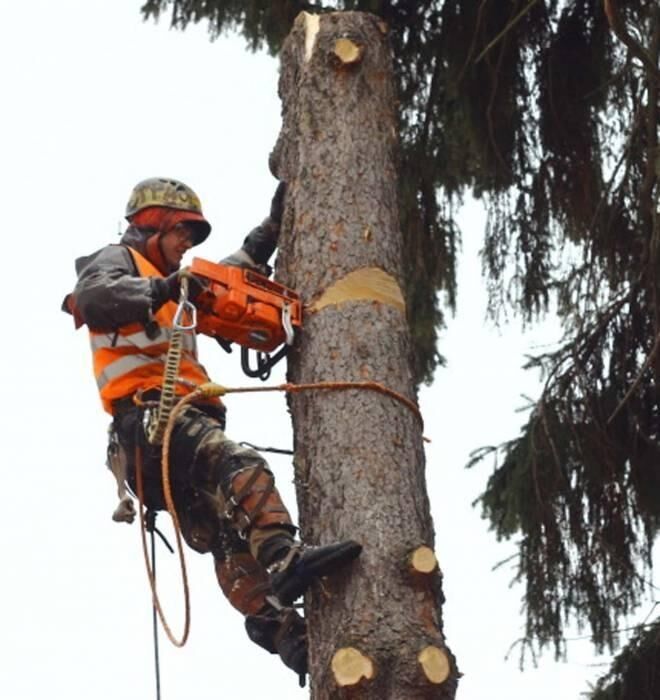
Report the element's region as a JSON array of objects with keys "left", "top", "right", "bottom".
[{"left": 270, "top": 11, "right": 457, "bottom": 699}]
